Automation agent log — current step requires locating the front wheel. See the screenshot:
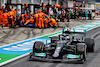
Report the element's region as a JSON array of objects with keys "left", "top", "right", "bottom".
[
  {"left": 85, "top": 38, "right": 95, "bottom": 52},
  {"left": 33, "top": 41, "right": 45, "bottom": 53}
]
